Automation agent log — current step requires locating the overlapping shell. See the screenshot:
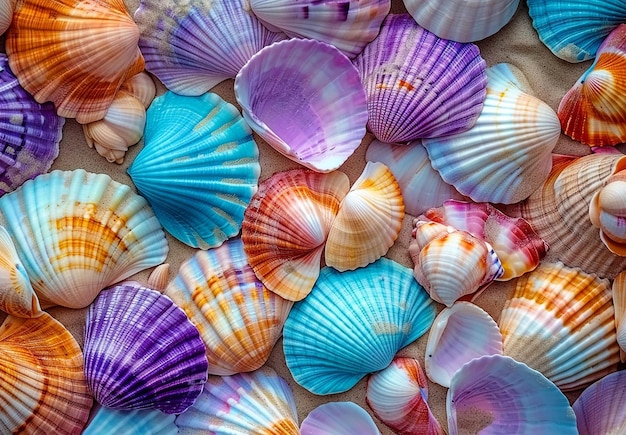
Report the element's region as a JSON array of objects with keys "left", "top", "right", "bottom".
[
  {"left": 301, "top": 402, "right": 382, "bottom": 435},
  {"left": 83, "top": 405, "right": 177, "bottom": 435},
  {"left": 0, "top": 0, "right": 14, "bottom": 35},
  {"left": 572, "top": 370, "right": 626, "bottom": 434},
  {"left": 612, "top": 271, "right": 626, "bottom": 361}
]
